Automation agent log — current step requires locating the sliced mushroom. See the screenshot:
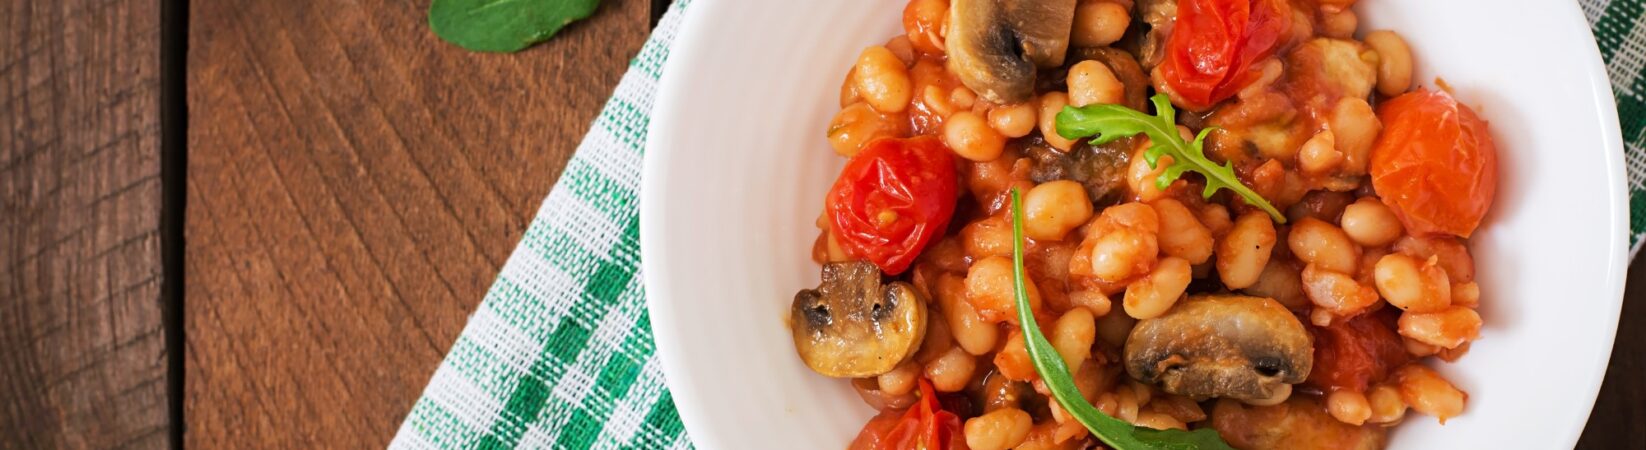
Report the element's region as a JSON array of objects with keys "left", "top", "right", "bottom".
[
  {"left": 792, "top": 261, "right": 927, "bottom": 378},
  {"left": 1022, "top": 134, "right": 1133, "bottom": 207},
  {"left": 947, "top": 0, "right": 1078, "bottom": 104},
  {"left": 1134, "top": 0, "right": 1178, "bottom": 70},
  {"left": 1210, "top": 397, "right": 1387, "bottom": 450},
  {"left": 1124, "top": 295, "right": 1313, "bottom": 400}
]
